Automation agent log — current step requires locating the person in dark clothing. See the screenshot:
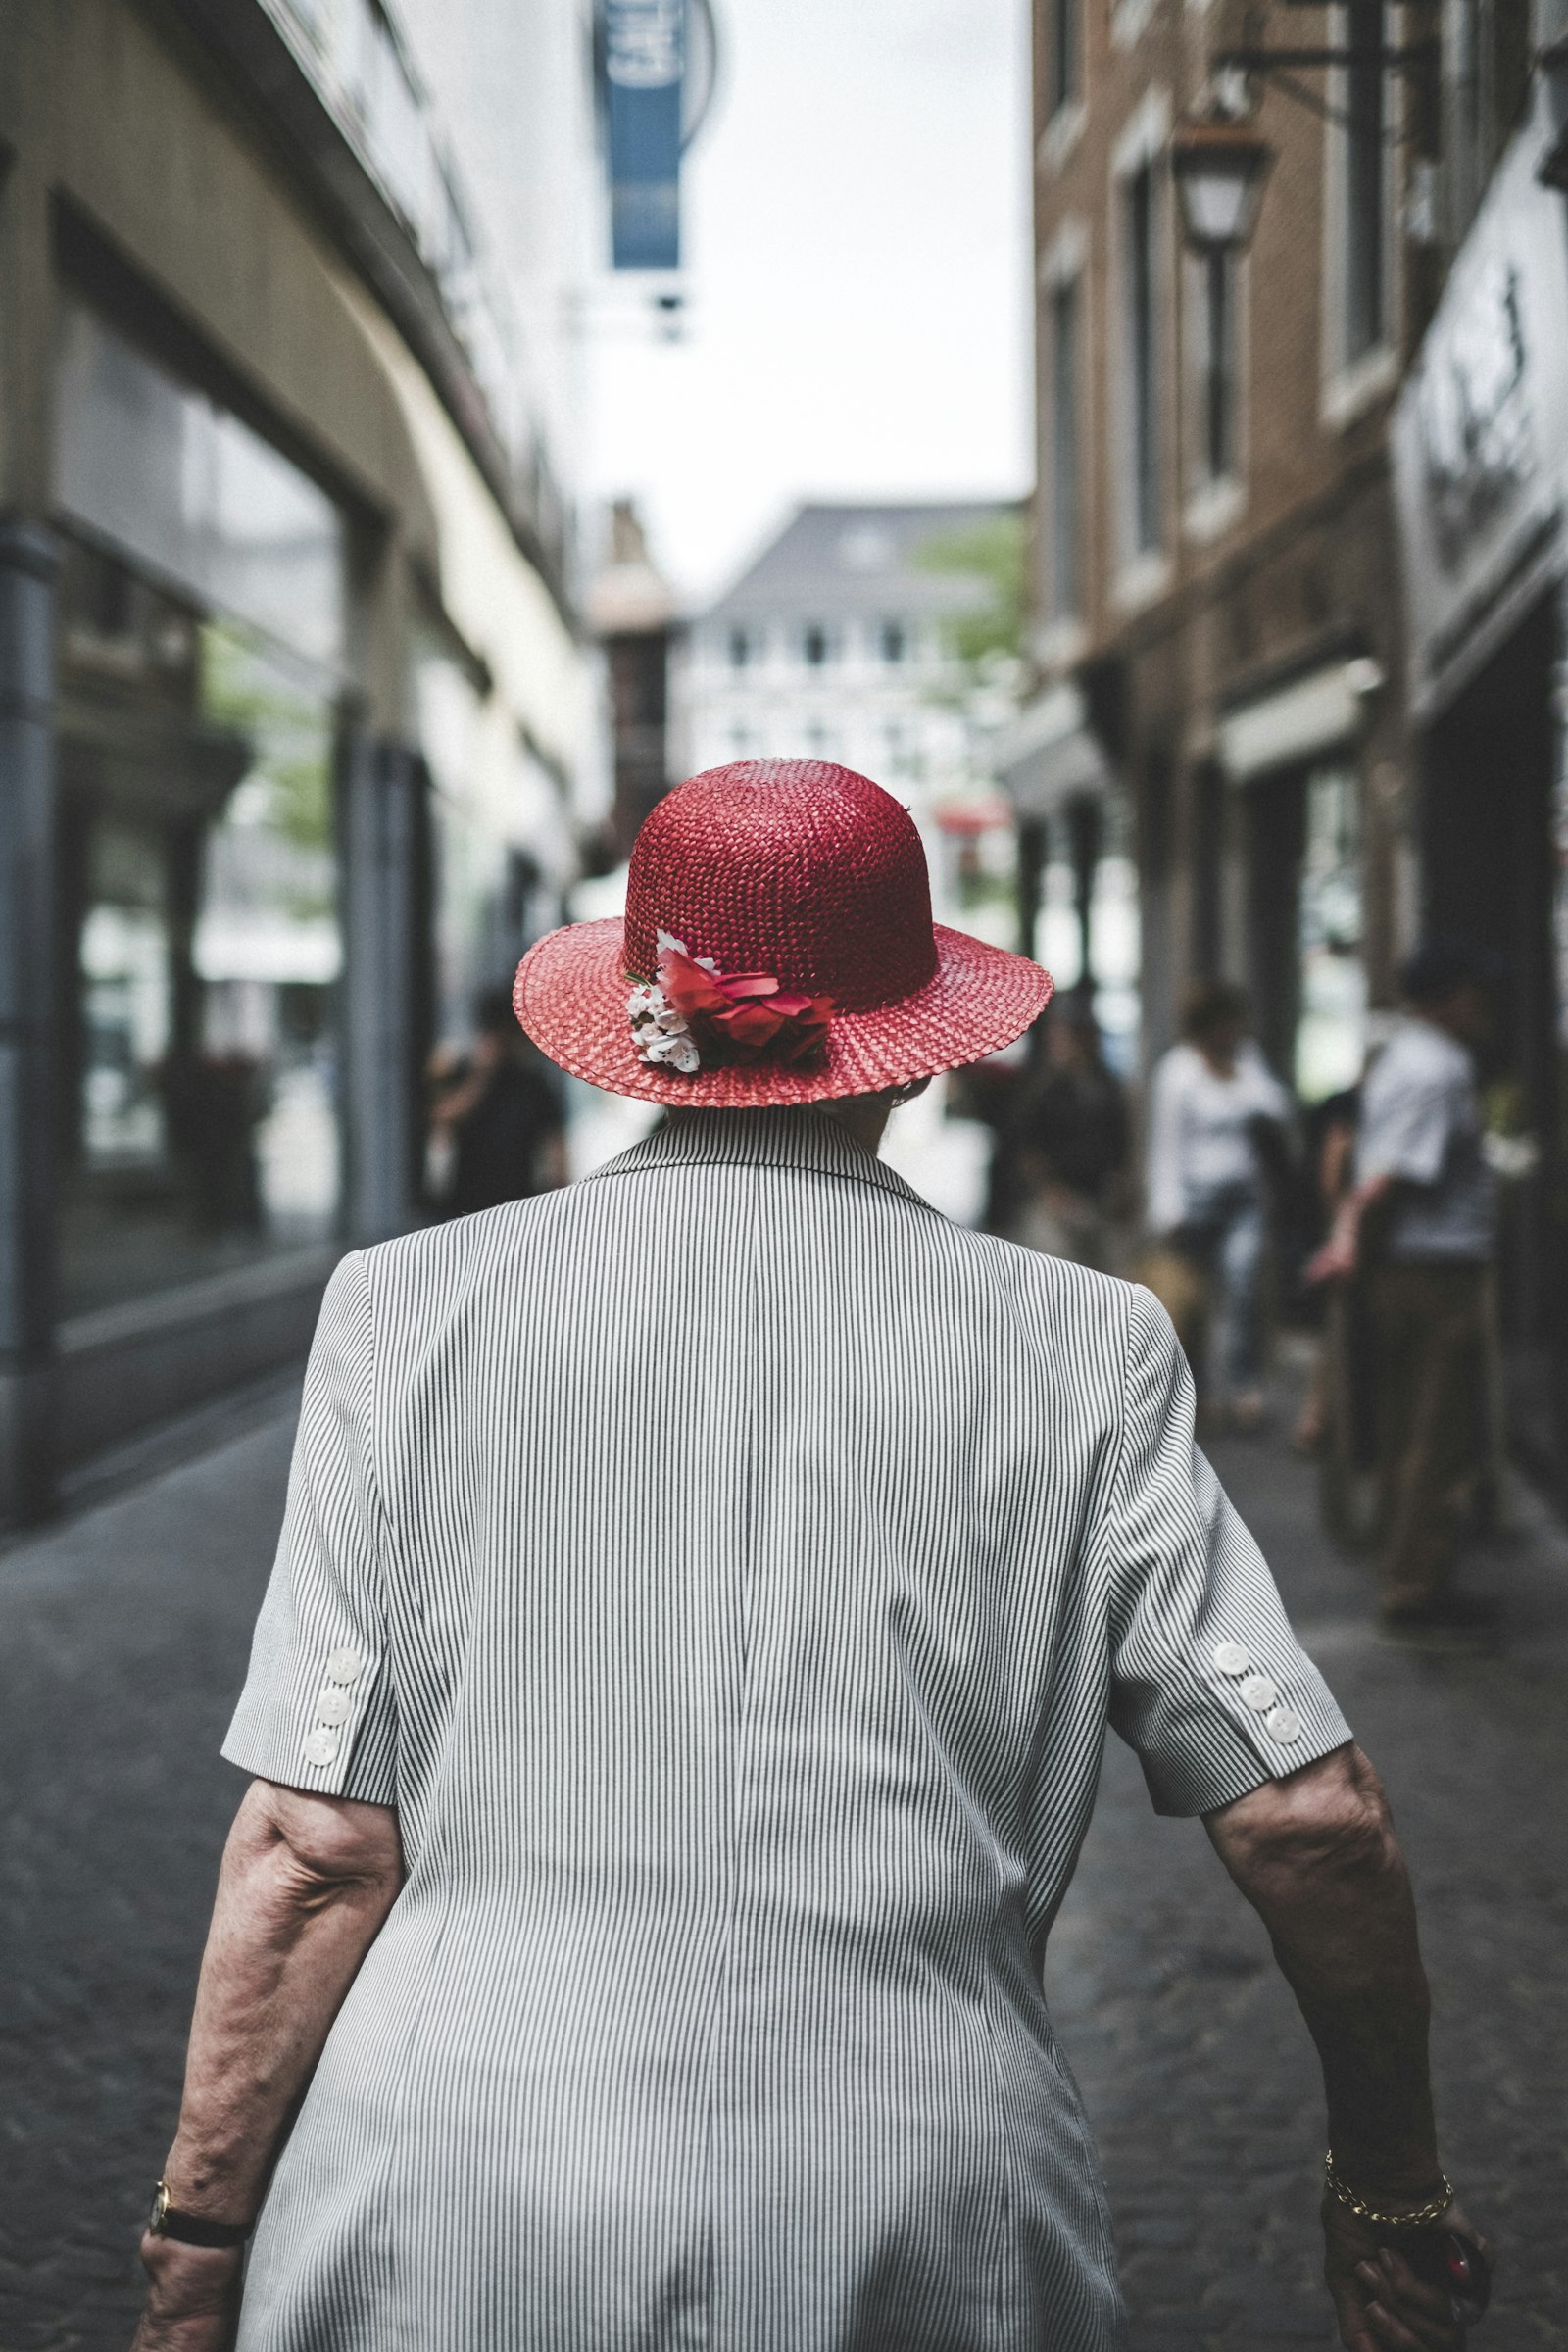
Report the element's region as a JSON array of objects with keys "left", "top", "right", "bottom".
[
  {"left": 1004, "top": 997, "right": 1130, "bottom": 1272},
  {"left": 431, "top": 987, "right": 566, "bottom": 1217}
]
